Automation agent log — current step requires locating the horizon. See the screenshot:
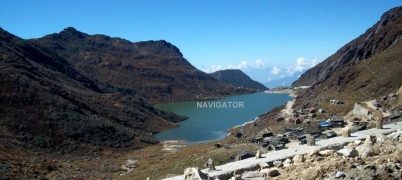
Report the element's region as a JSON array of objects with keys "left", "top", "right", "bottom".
[{"left": 1, "top": 1, "right": 401, "bottom": 87}]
